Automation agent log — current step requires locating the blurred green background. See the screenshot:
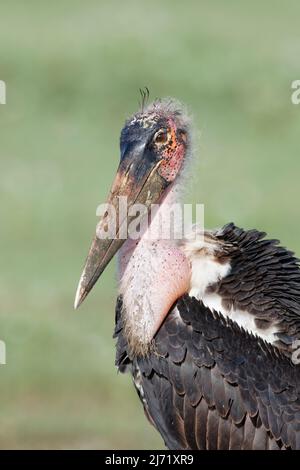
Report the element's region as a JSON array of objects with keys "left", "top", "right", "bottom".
[{"left": 0, "top": 0, "right": 300, "bottom": 449}]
